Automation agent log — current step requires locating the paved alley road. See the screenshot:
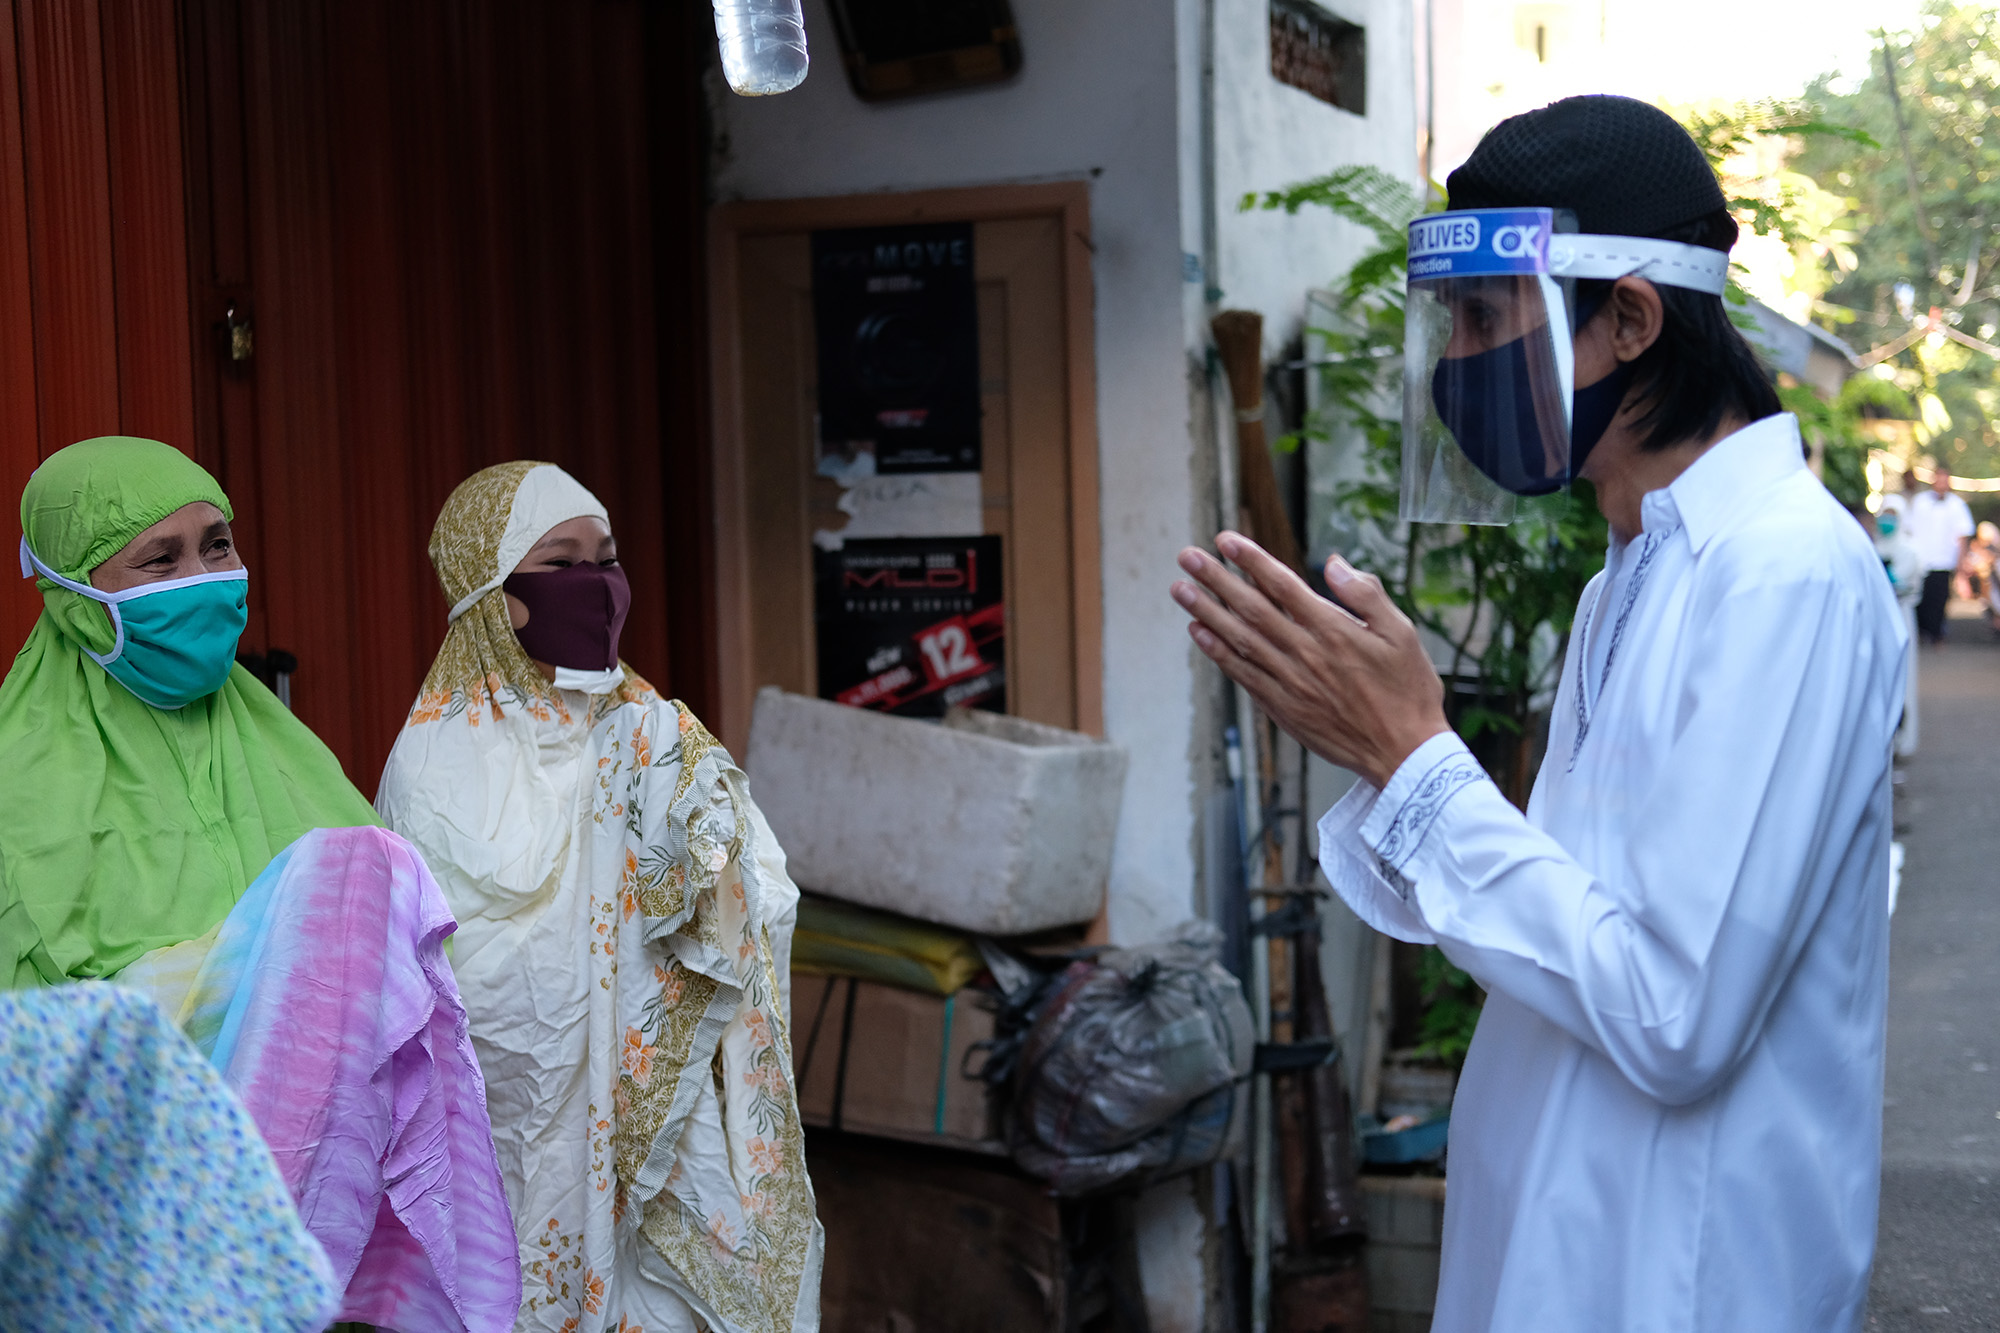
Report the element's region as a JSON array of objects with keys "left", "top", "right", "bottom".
[{"left": 1868, "top": 616, "right": 2000, "bottom": 1331}]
